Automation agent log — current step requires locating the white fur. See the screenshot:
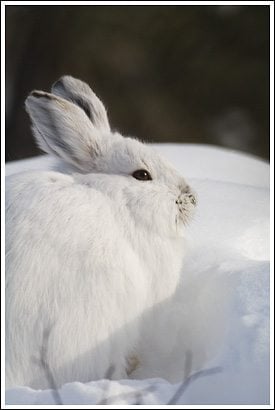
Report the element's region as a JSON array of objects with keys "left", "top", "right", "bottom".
[{"left": 5, "top": 76, "right": 196, "bottom": 388}]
